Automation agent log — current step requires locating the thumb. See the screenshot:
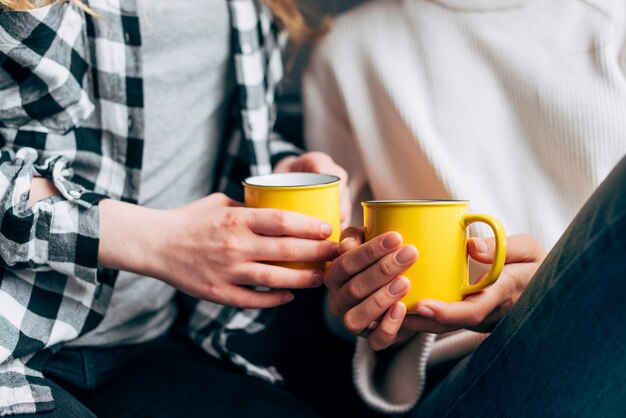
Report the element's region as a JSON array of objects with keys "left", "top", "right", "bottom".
[{"left": 469, "top": 235, "right": 546, "bottom": 264}]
